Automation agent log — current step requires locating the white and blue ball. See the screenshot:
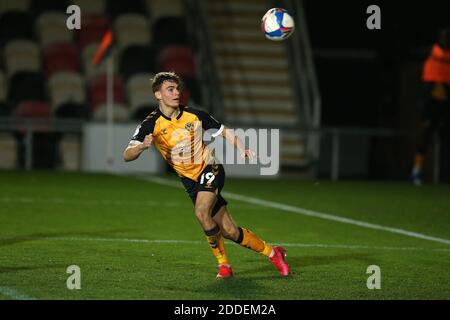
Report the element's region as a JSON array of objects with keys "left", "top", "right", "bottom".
[{"left": 261, "top": 8, "right": 295, "bottom": 41}]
